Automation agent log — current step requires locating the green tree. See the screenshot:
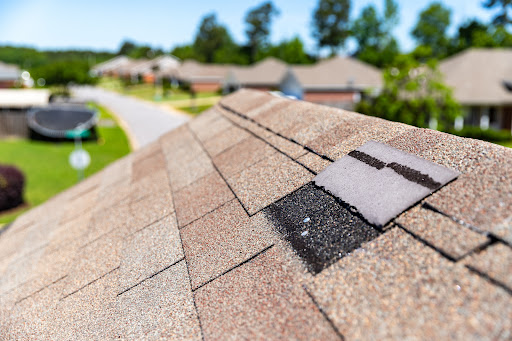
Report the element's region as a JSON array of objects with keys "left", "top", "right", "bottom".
[
  {"left": 311, "top": 0, "right": 351, "bottom": 55},
  {"left": 30, "top": 60, "right": 96, "bottom": 86},
  {"left": 352, "top": 0, "right": 400, "bottom": 67},
  {"left": 194, "top": 13, "right": 236, "bottom": 63},
  {"left": 259, "top": 36, "right": 314, "bottom": 64},
  {"left": 245, "top": 1, "right": 280, "bottom": 63},
  {"left": 171, "top": 44, "right": 197, "bottom": 60},
  {"left": 356, "top": 54, "right": 460, "bottom": 131},
  {"left": 118, "top": 40, "right": 136, "bottom": 56},
  {"left": 449, "top": 19, "right": 512, "bottom": 54},
  {"left": 411, "top": 2, "right": 451, "bottom": 59},
  {"left": 483, "top": 0, "right": 512, "bottom": 26}
]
